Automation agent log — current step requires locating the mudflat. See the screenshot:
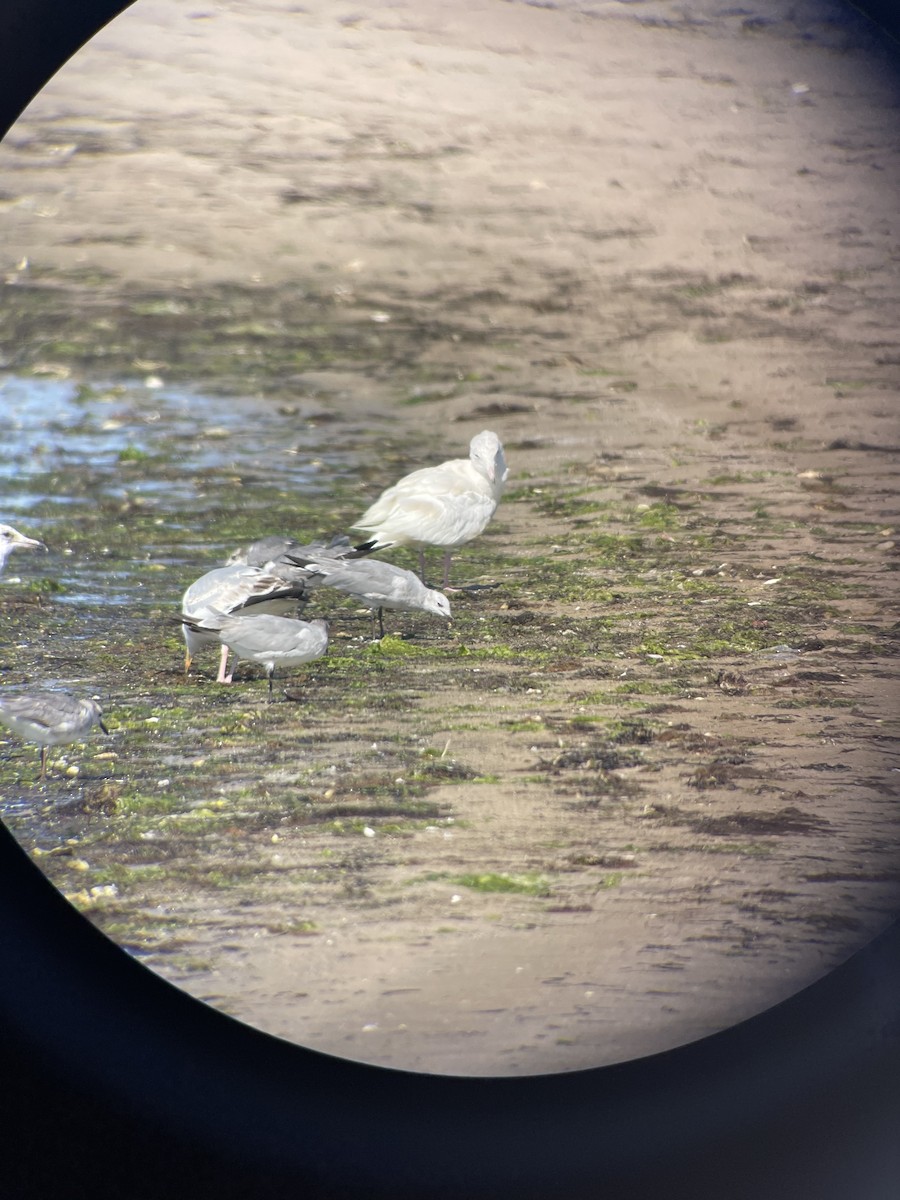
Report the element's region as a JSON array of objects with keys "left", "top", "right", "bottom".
[{"left": 1, "top": 0, "right": 898, "bottom": 1075}]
